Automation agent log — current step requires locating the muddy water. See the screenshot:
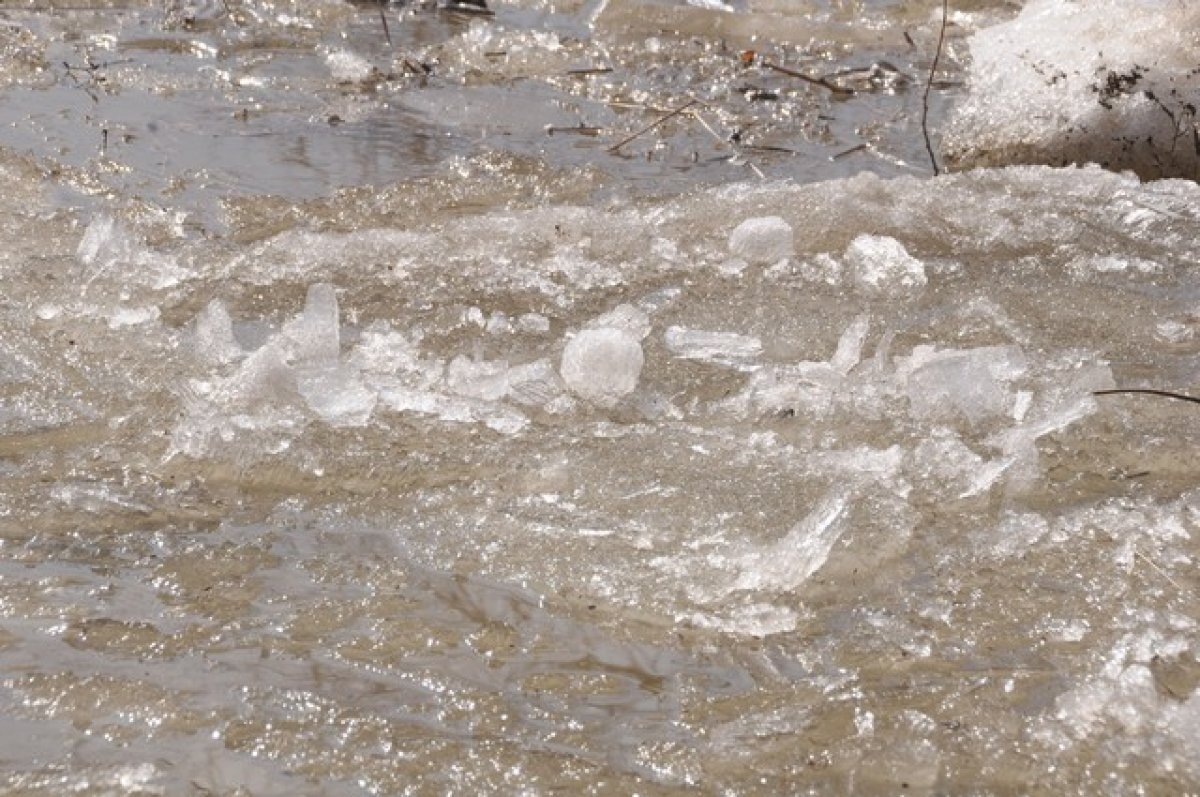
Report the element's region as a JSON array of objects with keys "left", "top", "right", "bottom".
[{"left": 1, "top": 1, "right": 1199, "bottom": 795}]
